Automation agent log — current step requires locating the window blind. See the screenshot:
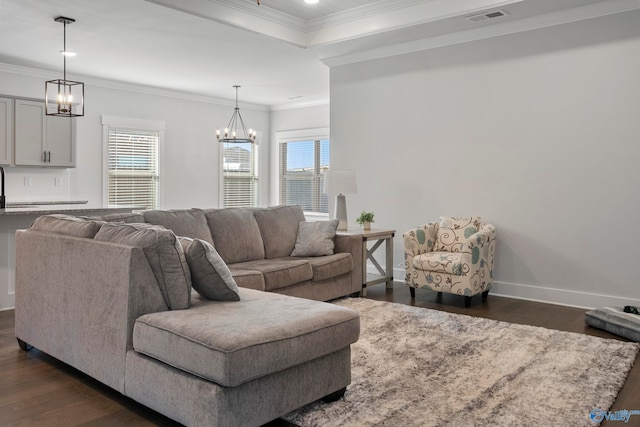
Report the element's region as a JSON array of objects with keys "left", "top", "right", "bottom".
[
  {"left": 223, "top": 141, "right": 258, "bottom": 207},
  {"left": 108, "top": 129, "right": 159, "bottom": 210},
  {"left": 279, "top": 139, "right": 329, "bottom": 214}
]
